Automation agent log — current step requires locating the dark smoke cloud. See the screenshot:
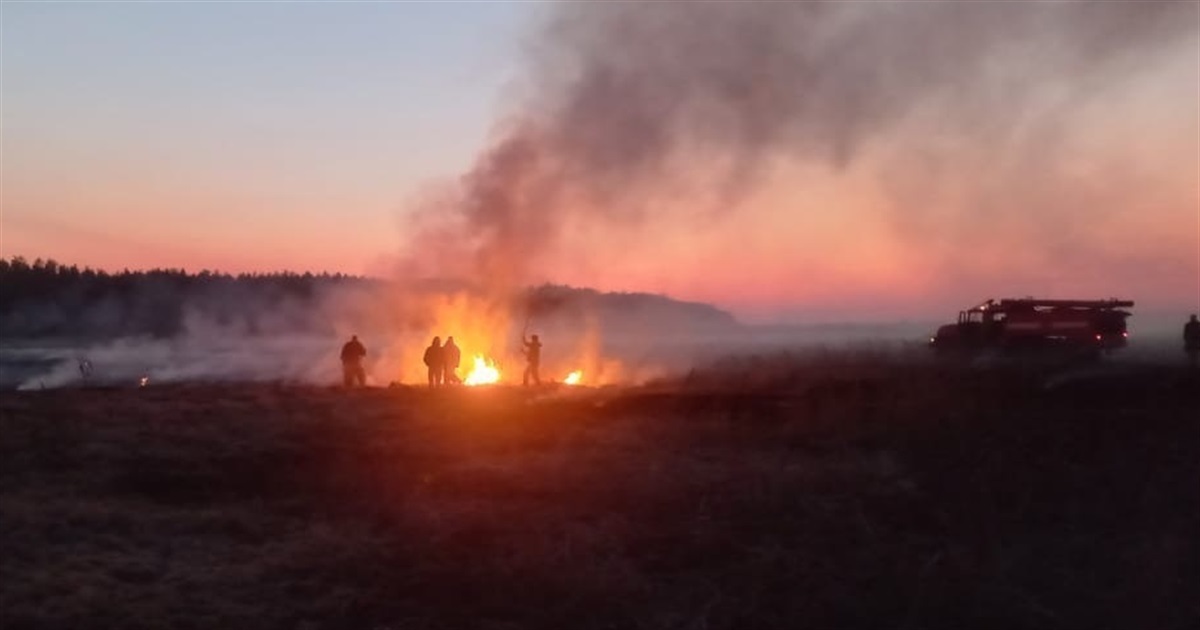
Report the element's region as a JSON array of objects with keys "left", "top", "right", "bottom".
[
  {"left": 402, "top": 0, "right": 1196, "bottom": 293},
  {"left": 536, "top": 1, "right": 1191, "bottom": 197}
]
